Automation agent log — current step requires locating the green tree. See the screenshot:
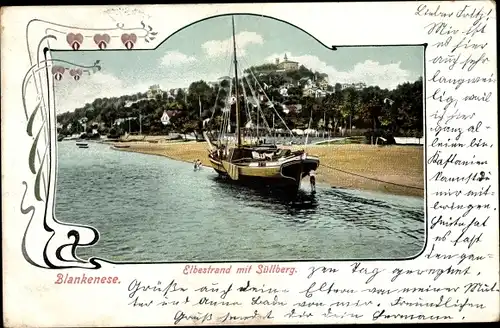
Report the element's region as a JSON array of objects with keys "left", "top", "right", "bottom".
[
  {"left": 187, "top": 80, "right": 213, "bottom": 118},
  {"left": 56, "top": 57, "right": 423, "bottom": 141}
]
